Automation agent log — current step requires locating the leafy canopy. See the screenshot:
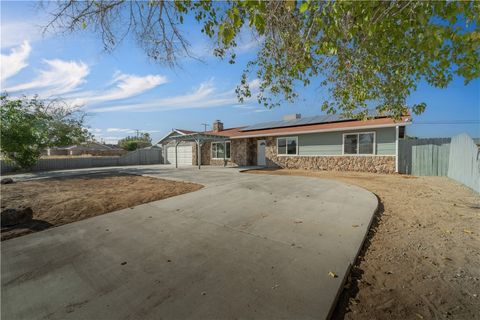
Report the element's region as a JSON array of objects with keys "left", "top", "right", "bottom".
[
  {"left": 0, "top": 95, "right": 91, "bottom": 169},
  {"left": 44, "top": 1, "right": 480, "bottom": 118},
  {"left": 118, "top": 133, "right": 152, "bottom": 151}
]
